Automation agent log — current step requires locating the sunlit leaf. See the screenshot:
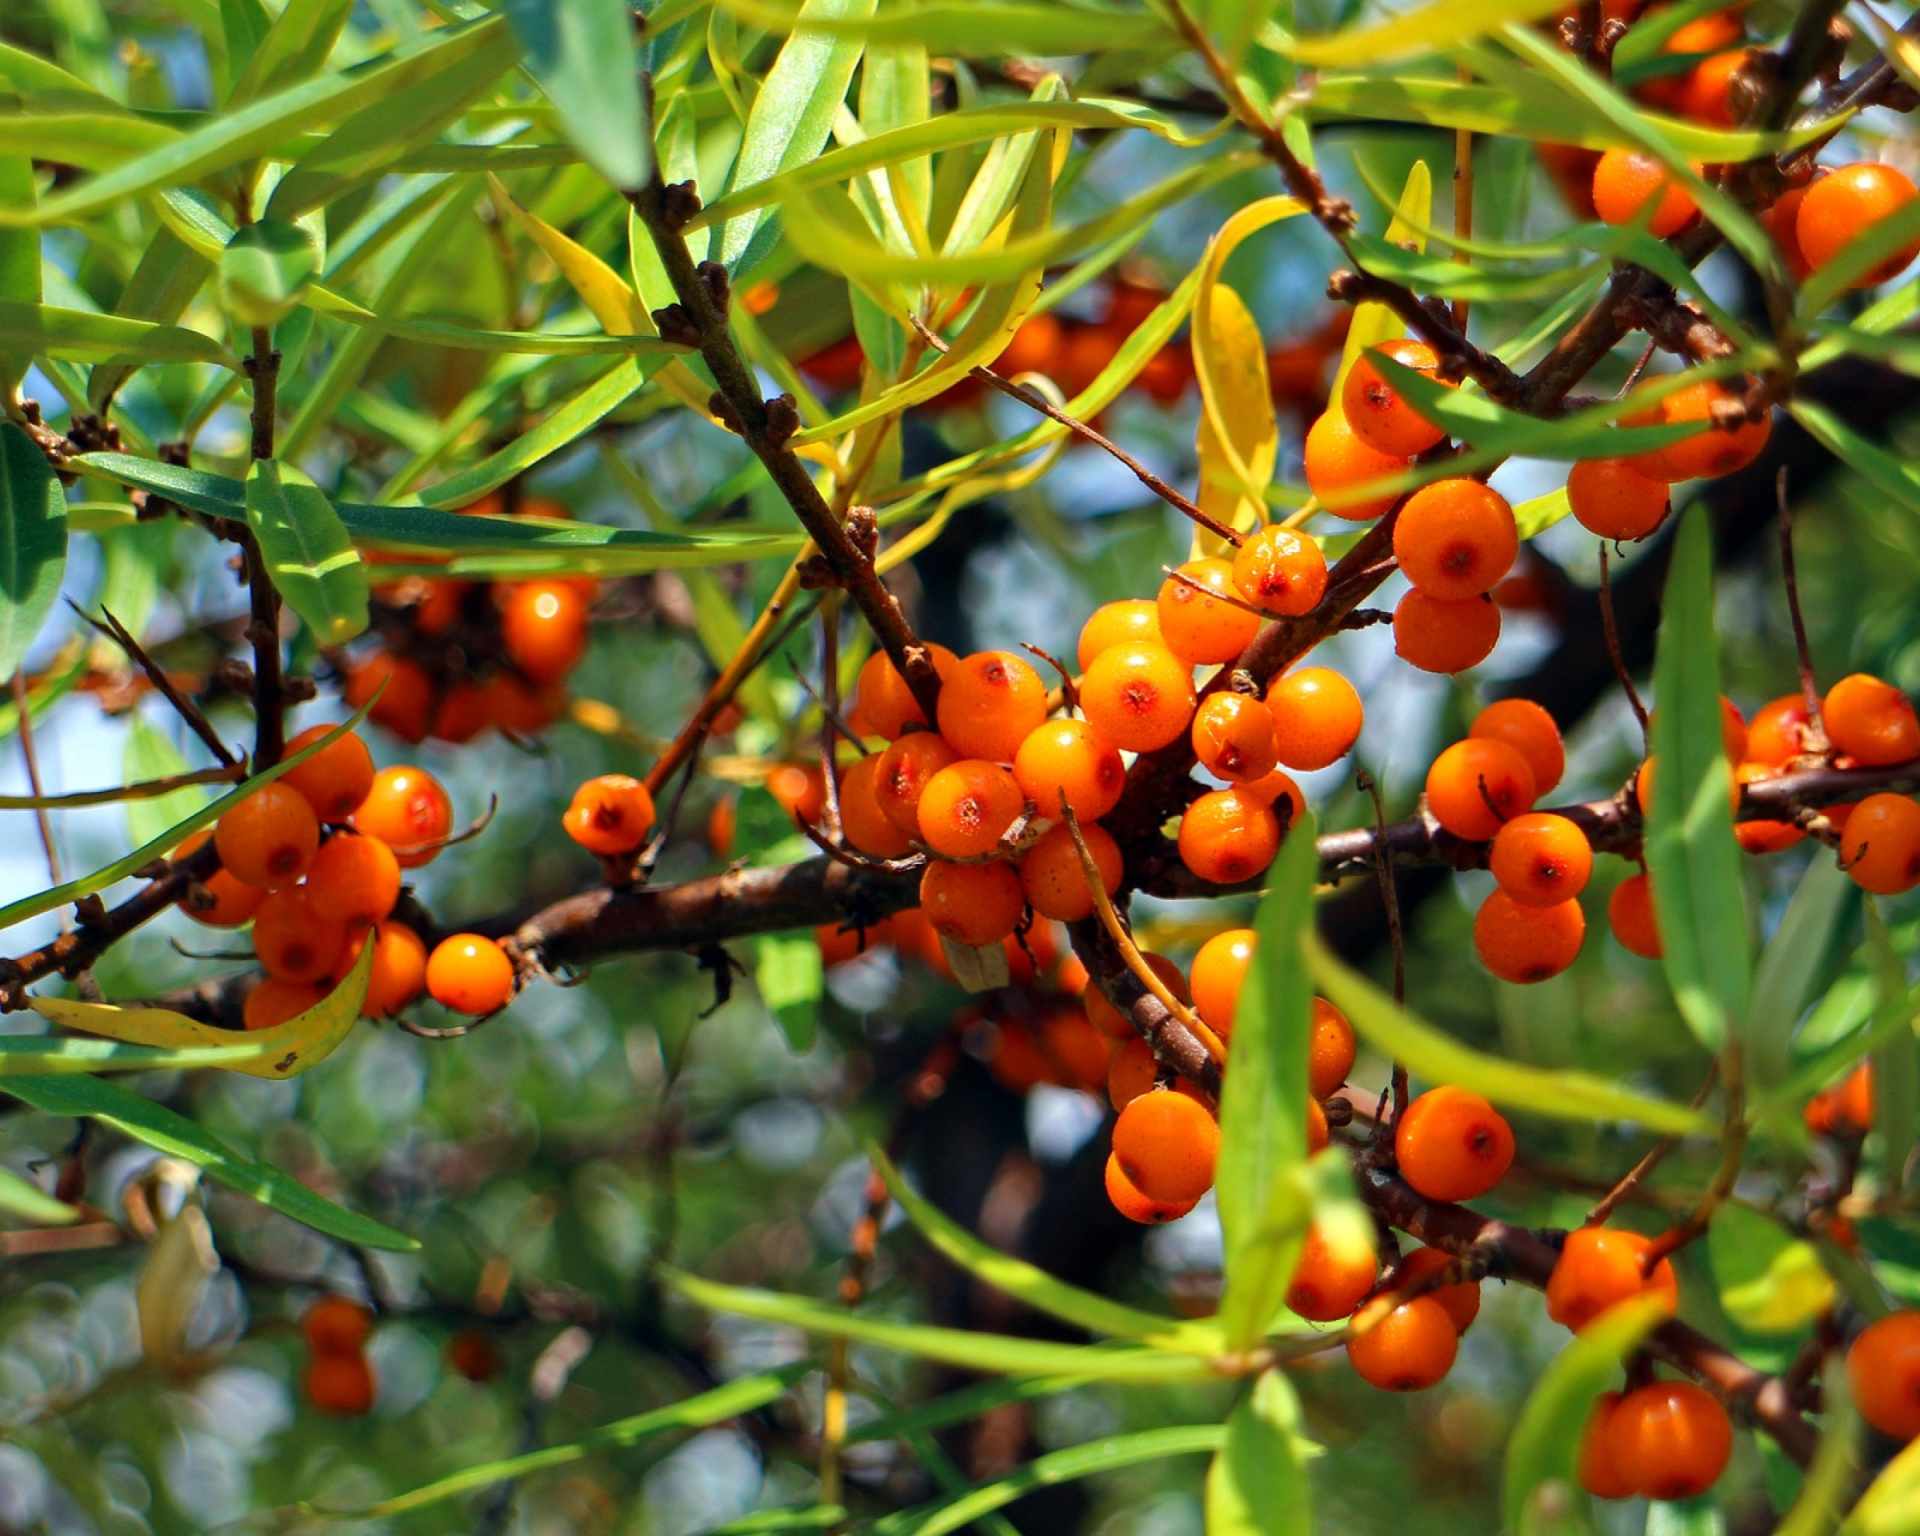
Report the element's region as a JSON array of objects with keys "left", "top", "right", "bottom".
[
  {"left": 1206, "top": 1369, "right": 1311, "bottom": 1536},
  {"left": 0, "top": 1037, "right": 271, "bottom": 1074},
  {"left": 0, "top": 420, "right": 68, "bottom": 684},
  {"left": 503, "top": 0, "right": 651, "bottom": 193},
  {"left": 0, "top": 1165, "right": 78, "bottom": 1225},
  {"left": 1286, "top": 0, "right": 1566, "bottom": 66},
  {"left": 244, "top": 460, "right": 370, "bottom": 647},
  {"left": 1707, "top": 1203, "right": 1836, "bottom": 1335}
]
